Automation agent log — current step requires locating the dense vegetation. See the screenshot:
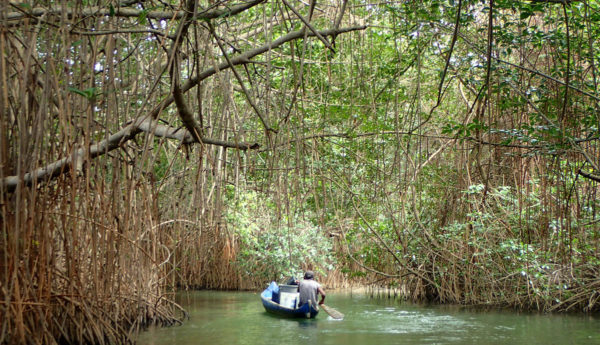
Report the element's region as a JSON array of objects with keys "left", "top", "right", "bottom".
[{"left": 2, "top": 0, "right": 600, "bottom": 344}]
